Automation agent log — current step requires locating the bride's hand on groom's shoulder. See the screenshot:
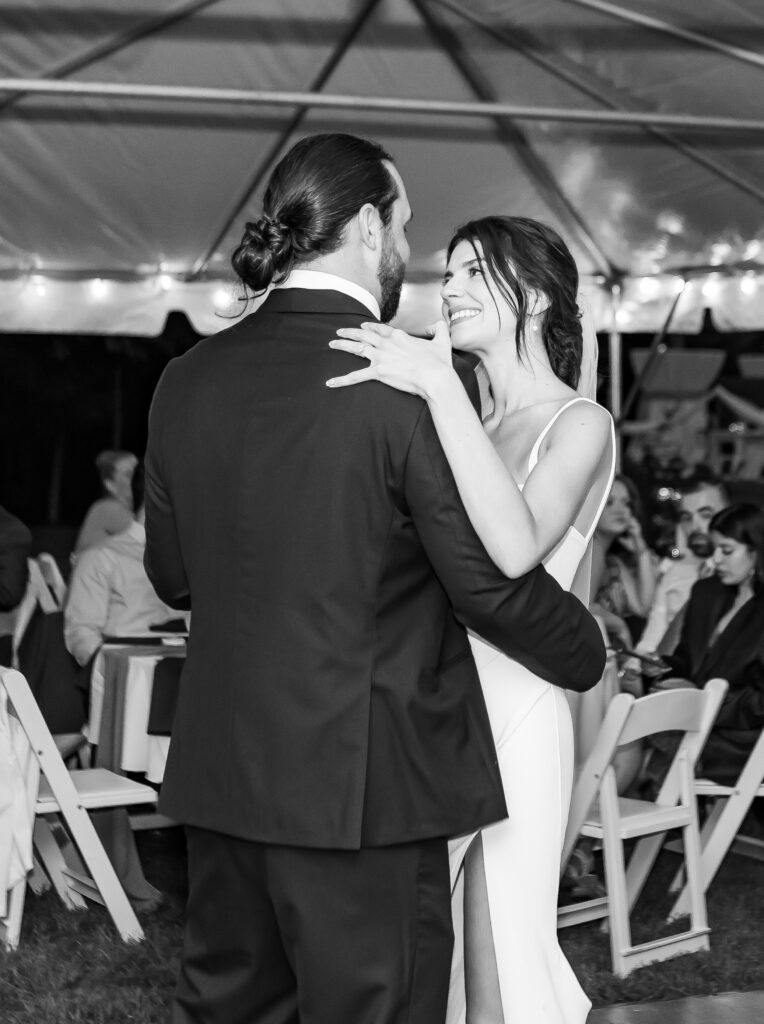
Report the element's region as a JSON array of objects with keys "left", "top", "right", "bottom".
[{"left": 326, "top": 320, "right": 454, "bottom": 401}]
